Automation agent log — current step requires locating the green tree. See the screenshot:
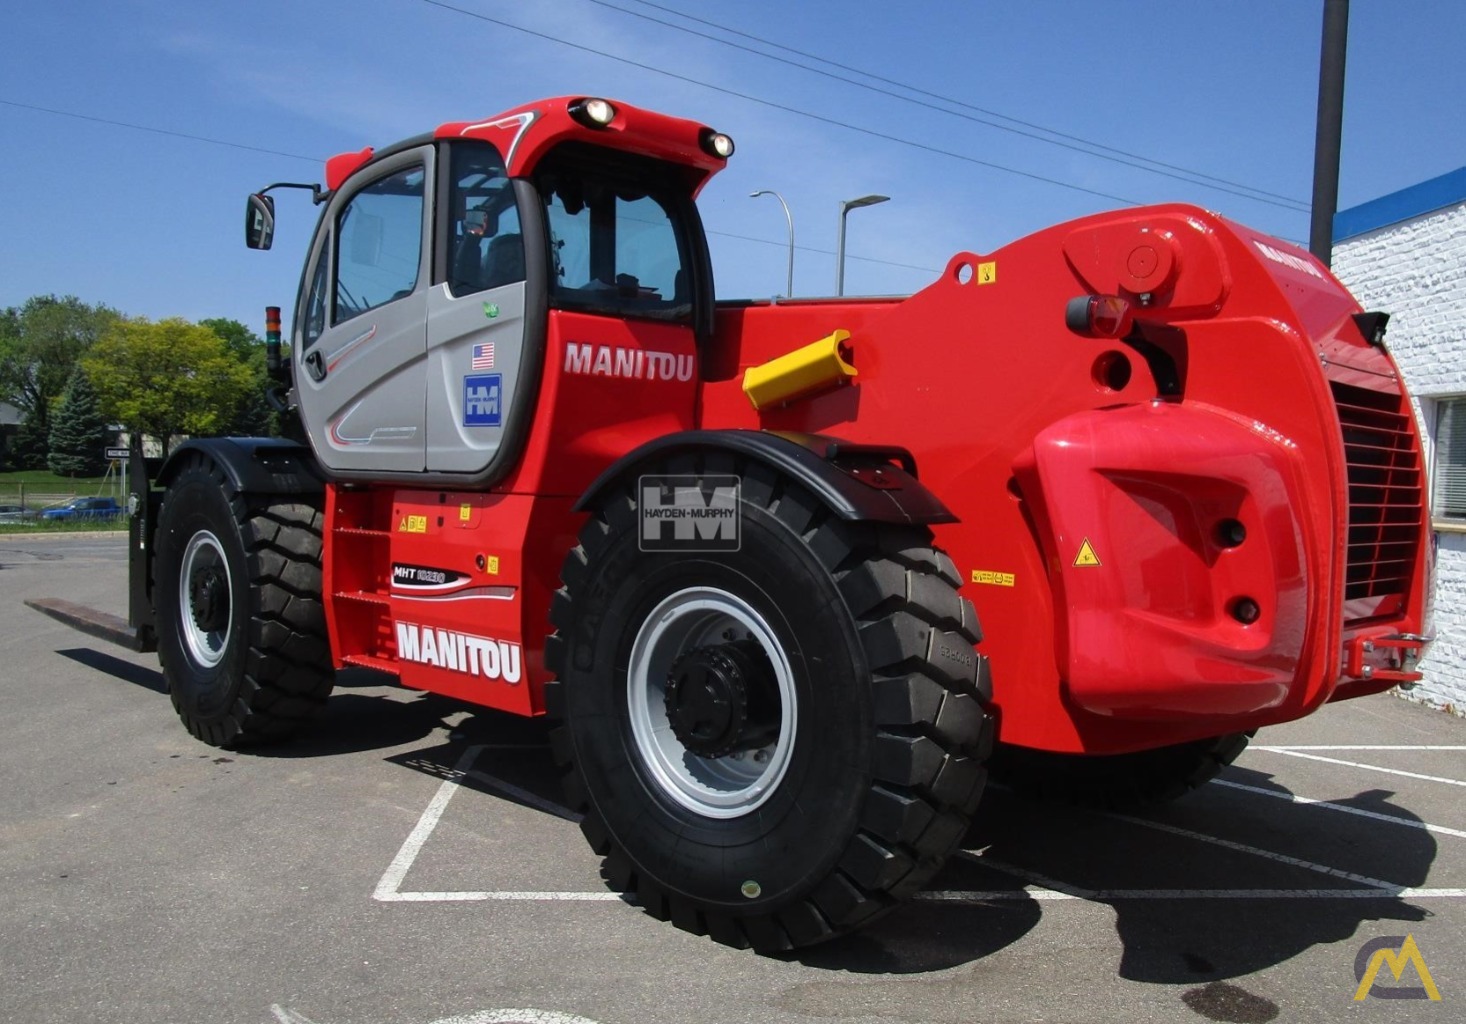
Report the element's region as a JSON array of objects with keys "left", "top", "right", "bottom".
[
  {"left": 46, "top": 366, "right": 110, "bottom": 477},
  {"left": 11, "top": 408, "right": 51, "bottom": 470},
  {"left": 84, "top": 317, "right": 255, "bottom": 457},
  {"left": 200, "top": 317, "right": 275, "bottom": 437},
  {"left": 197, "top": 317, "right": 259, "bottom": 362},
  {"left": 0, "top": 295, "right": 119, "bottom": 420}
]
